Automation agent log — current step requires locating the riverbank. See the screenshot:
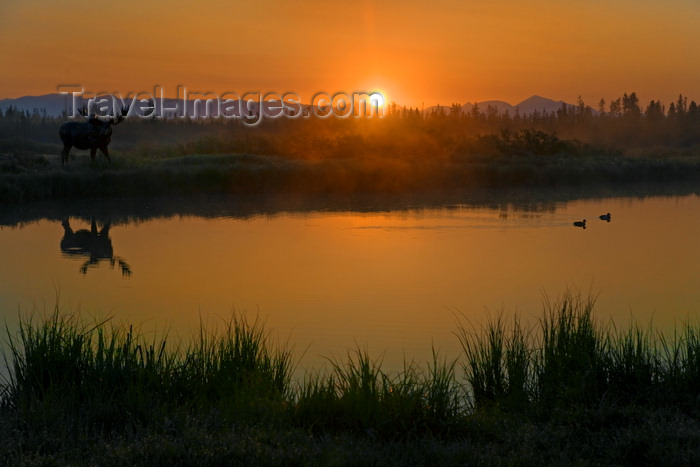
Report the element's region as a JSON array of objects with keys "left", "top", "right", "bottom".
[
  {"left": 2, "top": 293, "right": 700, "bottom": 464},
  {"left": 2, "top": 149, "right": 700, "bottom": 204}
]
